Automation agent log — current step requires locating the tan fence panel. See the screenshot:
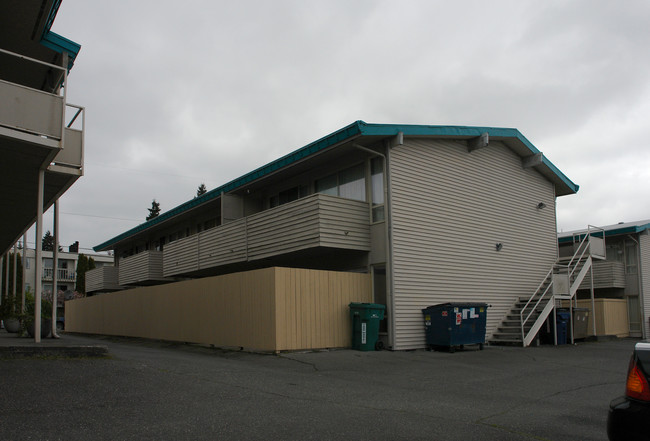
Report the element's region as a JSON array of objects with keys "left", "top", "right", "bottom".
[
  {"left": 66, "top": 267, "right": 371, "bottom": 352},
  {"left": 274, "top": 268, "right": 372, "bottom": 351},
  {"left": 572, "top": 299, "right": 629, "bottom": 338}
]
